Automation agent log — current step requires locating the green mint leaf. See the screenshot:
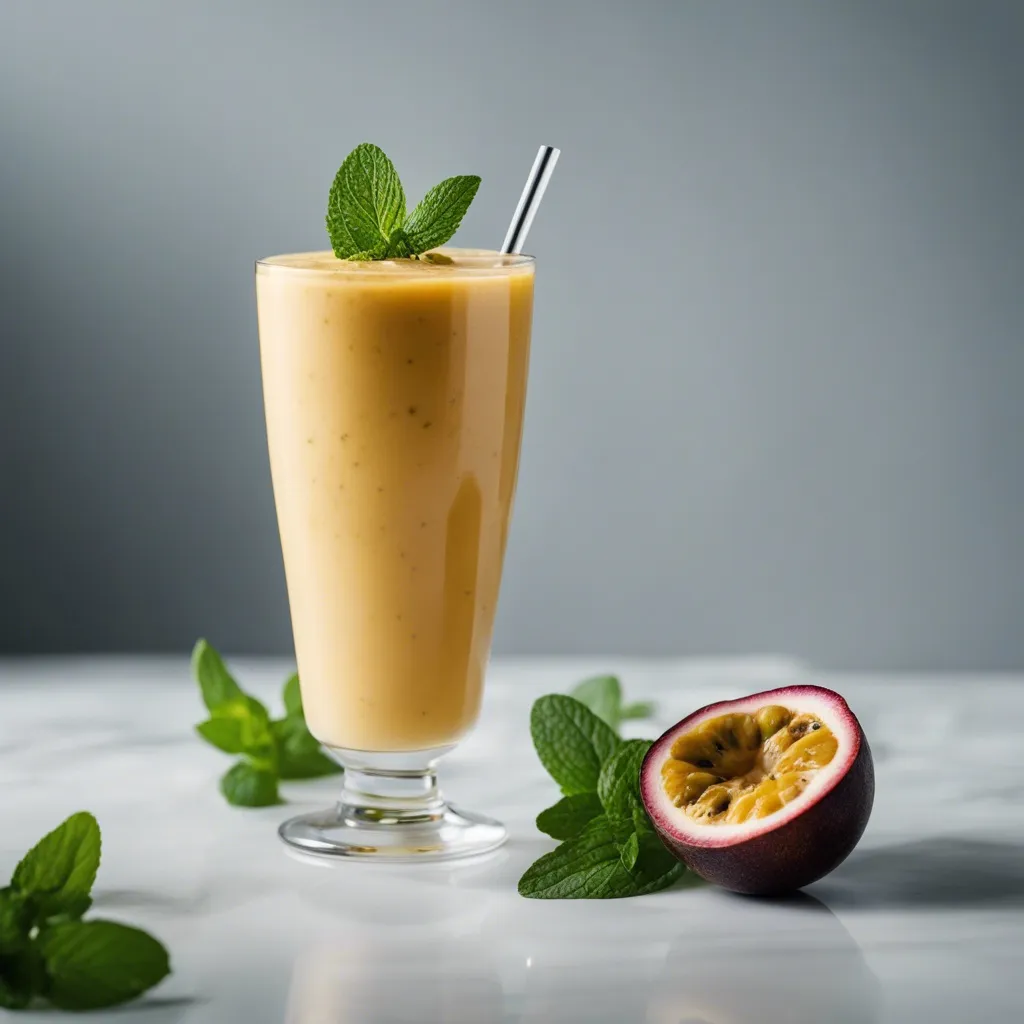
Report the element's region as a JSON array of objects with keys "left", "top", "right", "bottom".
[
  {"left": 402, "top": 175, "right": 481, "bottom": 255},
  {"left": 272, "top": 717, "right": 341, "bottom": 780},
  {"left": 38, "top": 919, "right": 170, "bottom": 1011},
  {"left": 632, "top": 805, "right": 656, "bottom": 836},
  {"left": 192, "top": 639, "right": 245, "bottom": 712},
  {"left": 220, "top": 762, "right": 281, "bottom": 807},
  {"left": 569, "top": 675, "right": 623, "bottom": 730},
  {"left": 518, "top": 817, "right": 623, "bottom": 899},
  {"left": 620, "top": 831, "right": 640, "bottom": 871},
  {"left": 195, "top": 717, "right": 246, "bottom": 754},
  {"left": 632, "top": 831, "right": 698, "bottom": 891},
  {"left": 282, "top": 673, "right": 303, "bottom": 718},
  {"left": 0, "top": 889, "right": 32, "bottom": 955},
  {"left": 620, "top": 700, "right": 657, "bottom": 721},
  {"left": 197, "top": 696, "right": 274, "bottom": 763},
  {"left": 326, "top": 143, "right": 406, "bottom": 260},
  {"left": 192, "top": 640, "right": 284, "bottom": 802},
  {"left": 226, "top": 696, "right": 274, "bottom": 754},
  {"left": 277, "top": 749, "right": 340, "bottom": 780},
  {"left": 11, "top": 812, "right": 100, "bottom": 922},
  {"left": 597, "top": 739, "right": 652, "bottom": 820},
  {"left": 518, "top": 816, "right": 682, "bottom": 899},
  {"left": 0, "top": 947, "right": 45, "bottom": 1009},
  {"left": 530, "top": 695, "right": 621, "bottom": 796},
  {"left": 536, "top": 792, "right": 604, "bottom": 840}
]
